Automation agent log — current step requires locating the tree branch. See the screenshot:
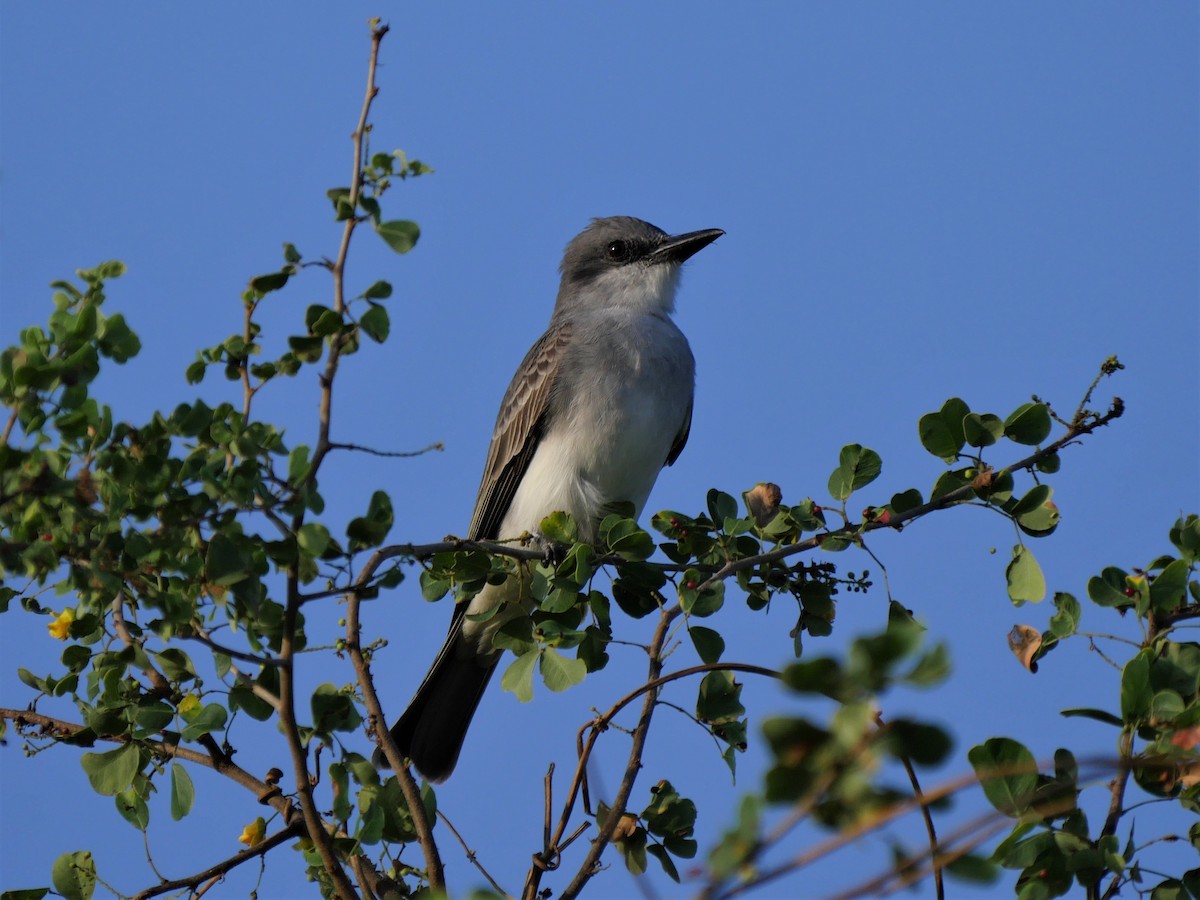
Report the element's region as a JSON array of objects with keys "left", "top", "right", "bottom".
[
  {"left": 131, "top": 821, "right": 303, "bottom": 900},
  {"left": 345, "top": 550, "right": 445, "bottom": 889},
  {"left": 0, "top": 708, "right": 289, "bottom": 816}
]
